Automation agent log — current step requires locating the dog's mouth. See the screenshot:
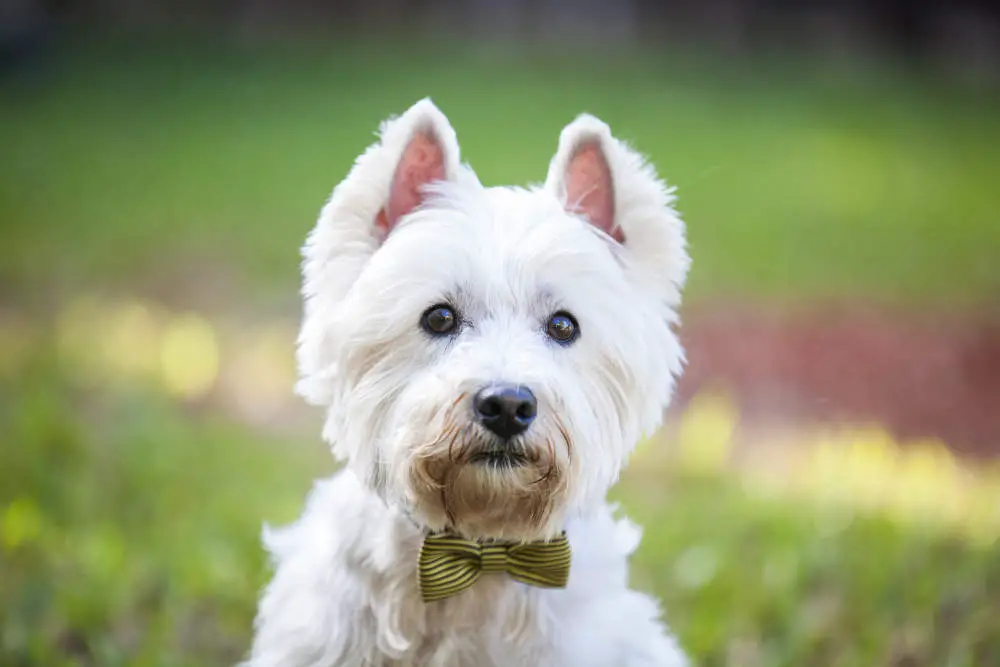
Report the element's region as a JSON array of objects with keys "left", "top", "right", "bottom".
[
  {"left": 409, "top": 431, "right": 565, "bottom": 539},
  {"left": 468, "top": 447, "right": 528, "bottom": 469}
]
